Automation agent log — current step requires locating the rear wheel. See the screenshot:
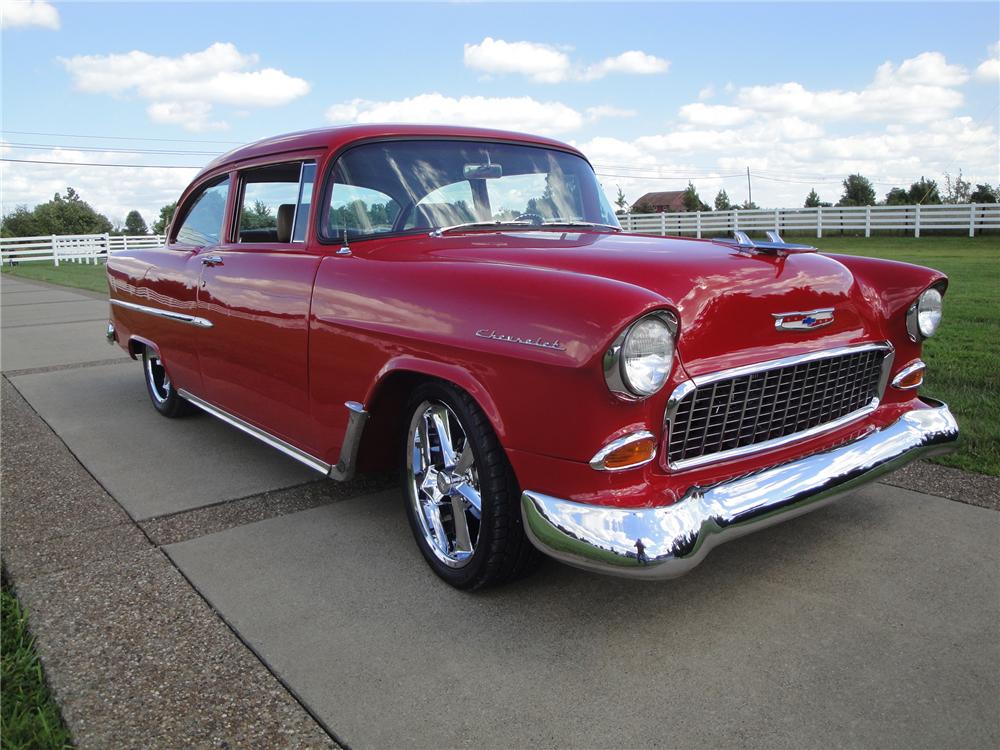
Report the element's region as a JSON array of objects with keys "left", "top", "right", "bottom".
[
  {"left": 402, "top": 382, "right": 540, "bottom": 590},
  {"left": 142, "top": 349, "right": 193, "bottom": 418}
]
